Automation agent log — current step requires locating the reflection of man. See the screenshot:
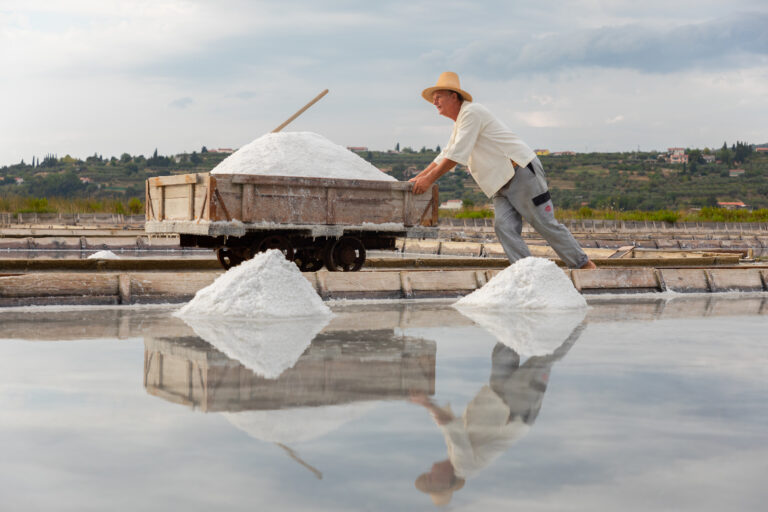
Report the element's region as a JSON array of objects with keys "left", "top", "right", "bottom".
[
  {"left": 411, "top": 71, "right": 596, "bottom": 270},
  {"left": 410, "top": 324, "right": 584, "bottom": 506}
]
